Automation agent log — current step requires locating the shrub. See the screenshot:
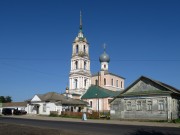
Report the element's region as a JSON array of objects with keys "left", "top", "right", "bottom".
[
  {"left": 49, "top": 111, "right": 58, "bottom": 117},
  {"left": 172, "top": 118, "right": 180, "bottom": 123}
]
